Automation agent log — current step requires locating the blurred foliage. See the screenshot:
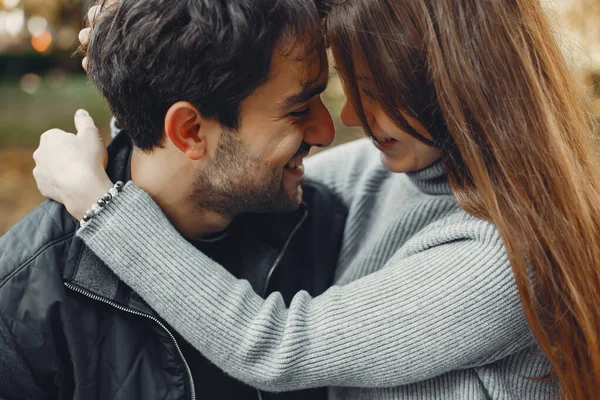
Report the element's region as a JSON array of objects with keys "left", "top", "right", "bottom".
[
  {"left": 0, "top": 51, "right": 85, "bottom": 76},
  {"left": 0, "top": 53, "right": 58, "bottom": 76},
  {"left": 0, "top": 75, "right": 111, "bottom": 147}
]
